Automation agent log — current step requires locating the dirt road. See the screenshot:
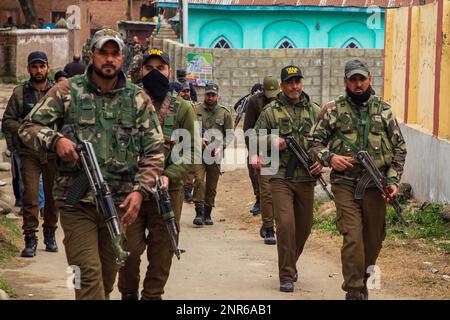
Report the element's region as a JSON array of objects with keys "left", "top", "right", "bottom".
[{"left": 0, "top": 180, "right": 409, "bottom": 300}]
